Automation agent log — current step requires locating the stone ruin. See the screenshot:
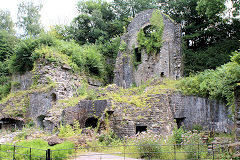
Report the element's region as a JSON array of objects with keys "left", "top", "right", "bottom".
[
  {"left": 114, "top": 9, "right": 183, "bottom": 88},
  {"left": 0, "top": 9, "right": 236, "bottom": 138},
  {"left": 235, "top": 85, "right": 240, "bottom": 140}
]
